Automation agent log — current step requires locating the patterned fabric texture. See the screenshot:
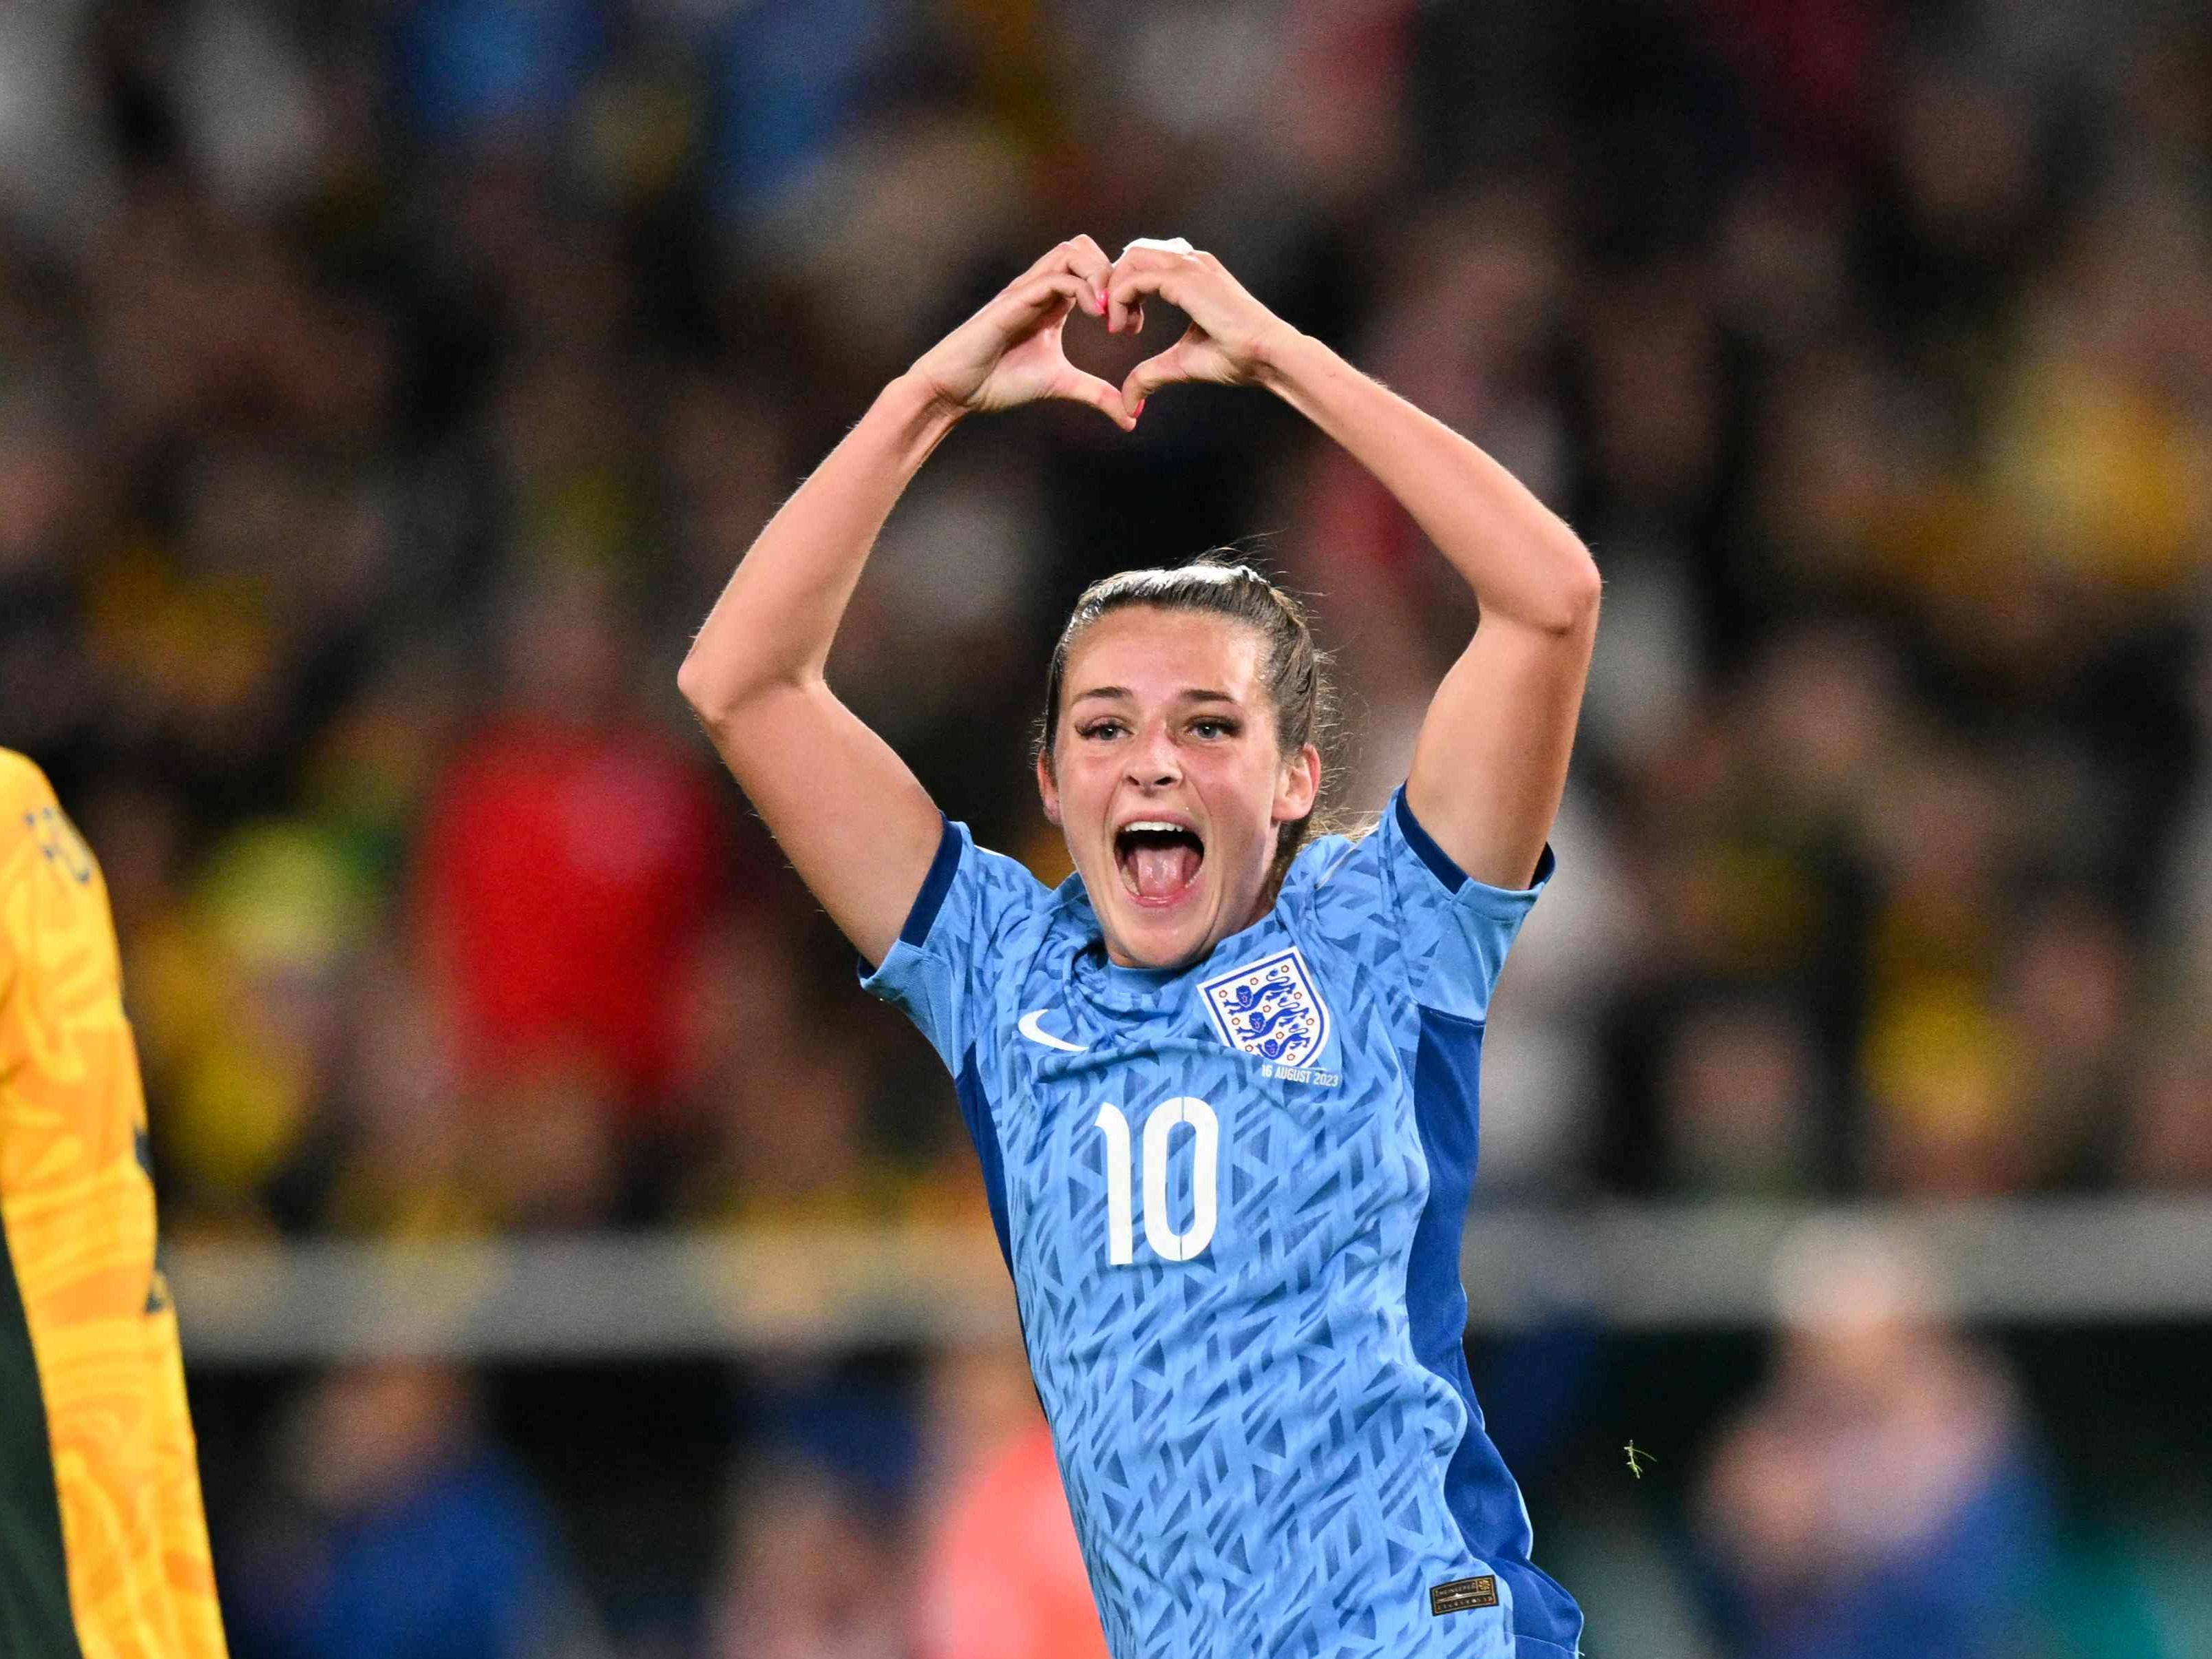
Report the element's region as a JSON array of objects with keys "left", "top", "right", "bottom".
[
  {"left": 865, "top": 789, "right": 1582, "bottom": 1658},
  {"left": 0, "top": 750, "right": 229, "bottom": 1659}
]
